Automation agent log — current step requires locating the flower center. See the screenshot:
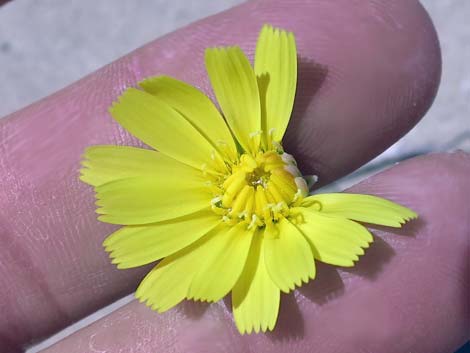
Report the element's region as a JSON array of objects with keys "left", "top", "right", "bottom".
[{"left": 208, "top": 150, "right": 309, "bottom": 229}]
